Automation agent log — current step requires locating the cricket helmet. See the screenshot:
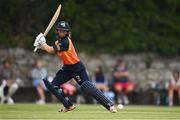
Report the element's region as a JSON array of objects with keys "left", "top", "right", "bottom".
[{"left": 57, "top": 21, "right": 70, "bottom": 31}]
